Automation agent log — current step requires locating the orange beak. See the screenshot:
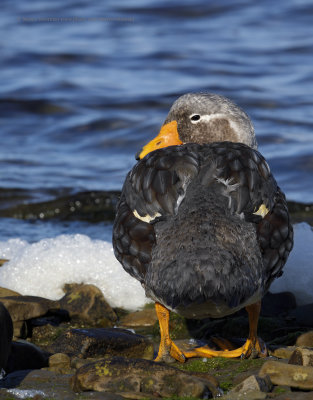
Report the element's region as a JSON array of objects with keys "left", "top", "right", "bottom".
[{"left": 136, "top": 120, "right": 182, "bottom": 160}]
